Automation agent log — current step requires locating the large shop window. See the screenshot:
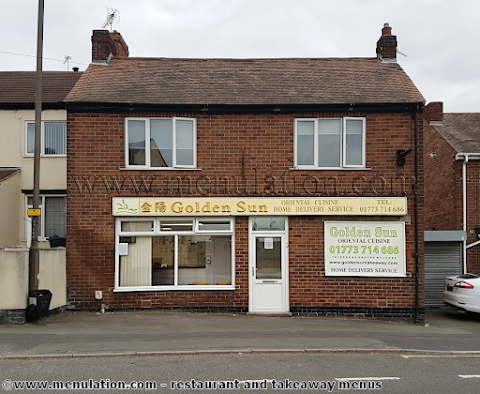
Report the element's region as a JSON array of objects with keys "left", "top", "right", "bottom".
[
  {"left": 125, "top": 117, "right": 196, "bottom": 169},
  {"left": 115, "top": 218, "right": 234, "bottom": 291},
  {"left": 26, "top": 121, "right": 67, "bottom": 156},
  {"left": 26, "top": 195, "right": 66, "bottom": 239},
  {"left": 294, "top": 117, "right": 366, "bottom": 169}
]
